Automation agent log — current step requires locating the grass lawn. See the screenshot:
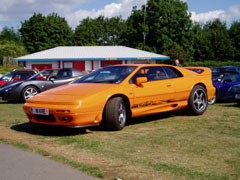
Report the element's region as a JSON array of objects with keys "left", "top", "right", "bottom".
[{"left": 0, "top": 101, "right": 239, "bottom": 180}]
